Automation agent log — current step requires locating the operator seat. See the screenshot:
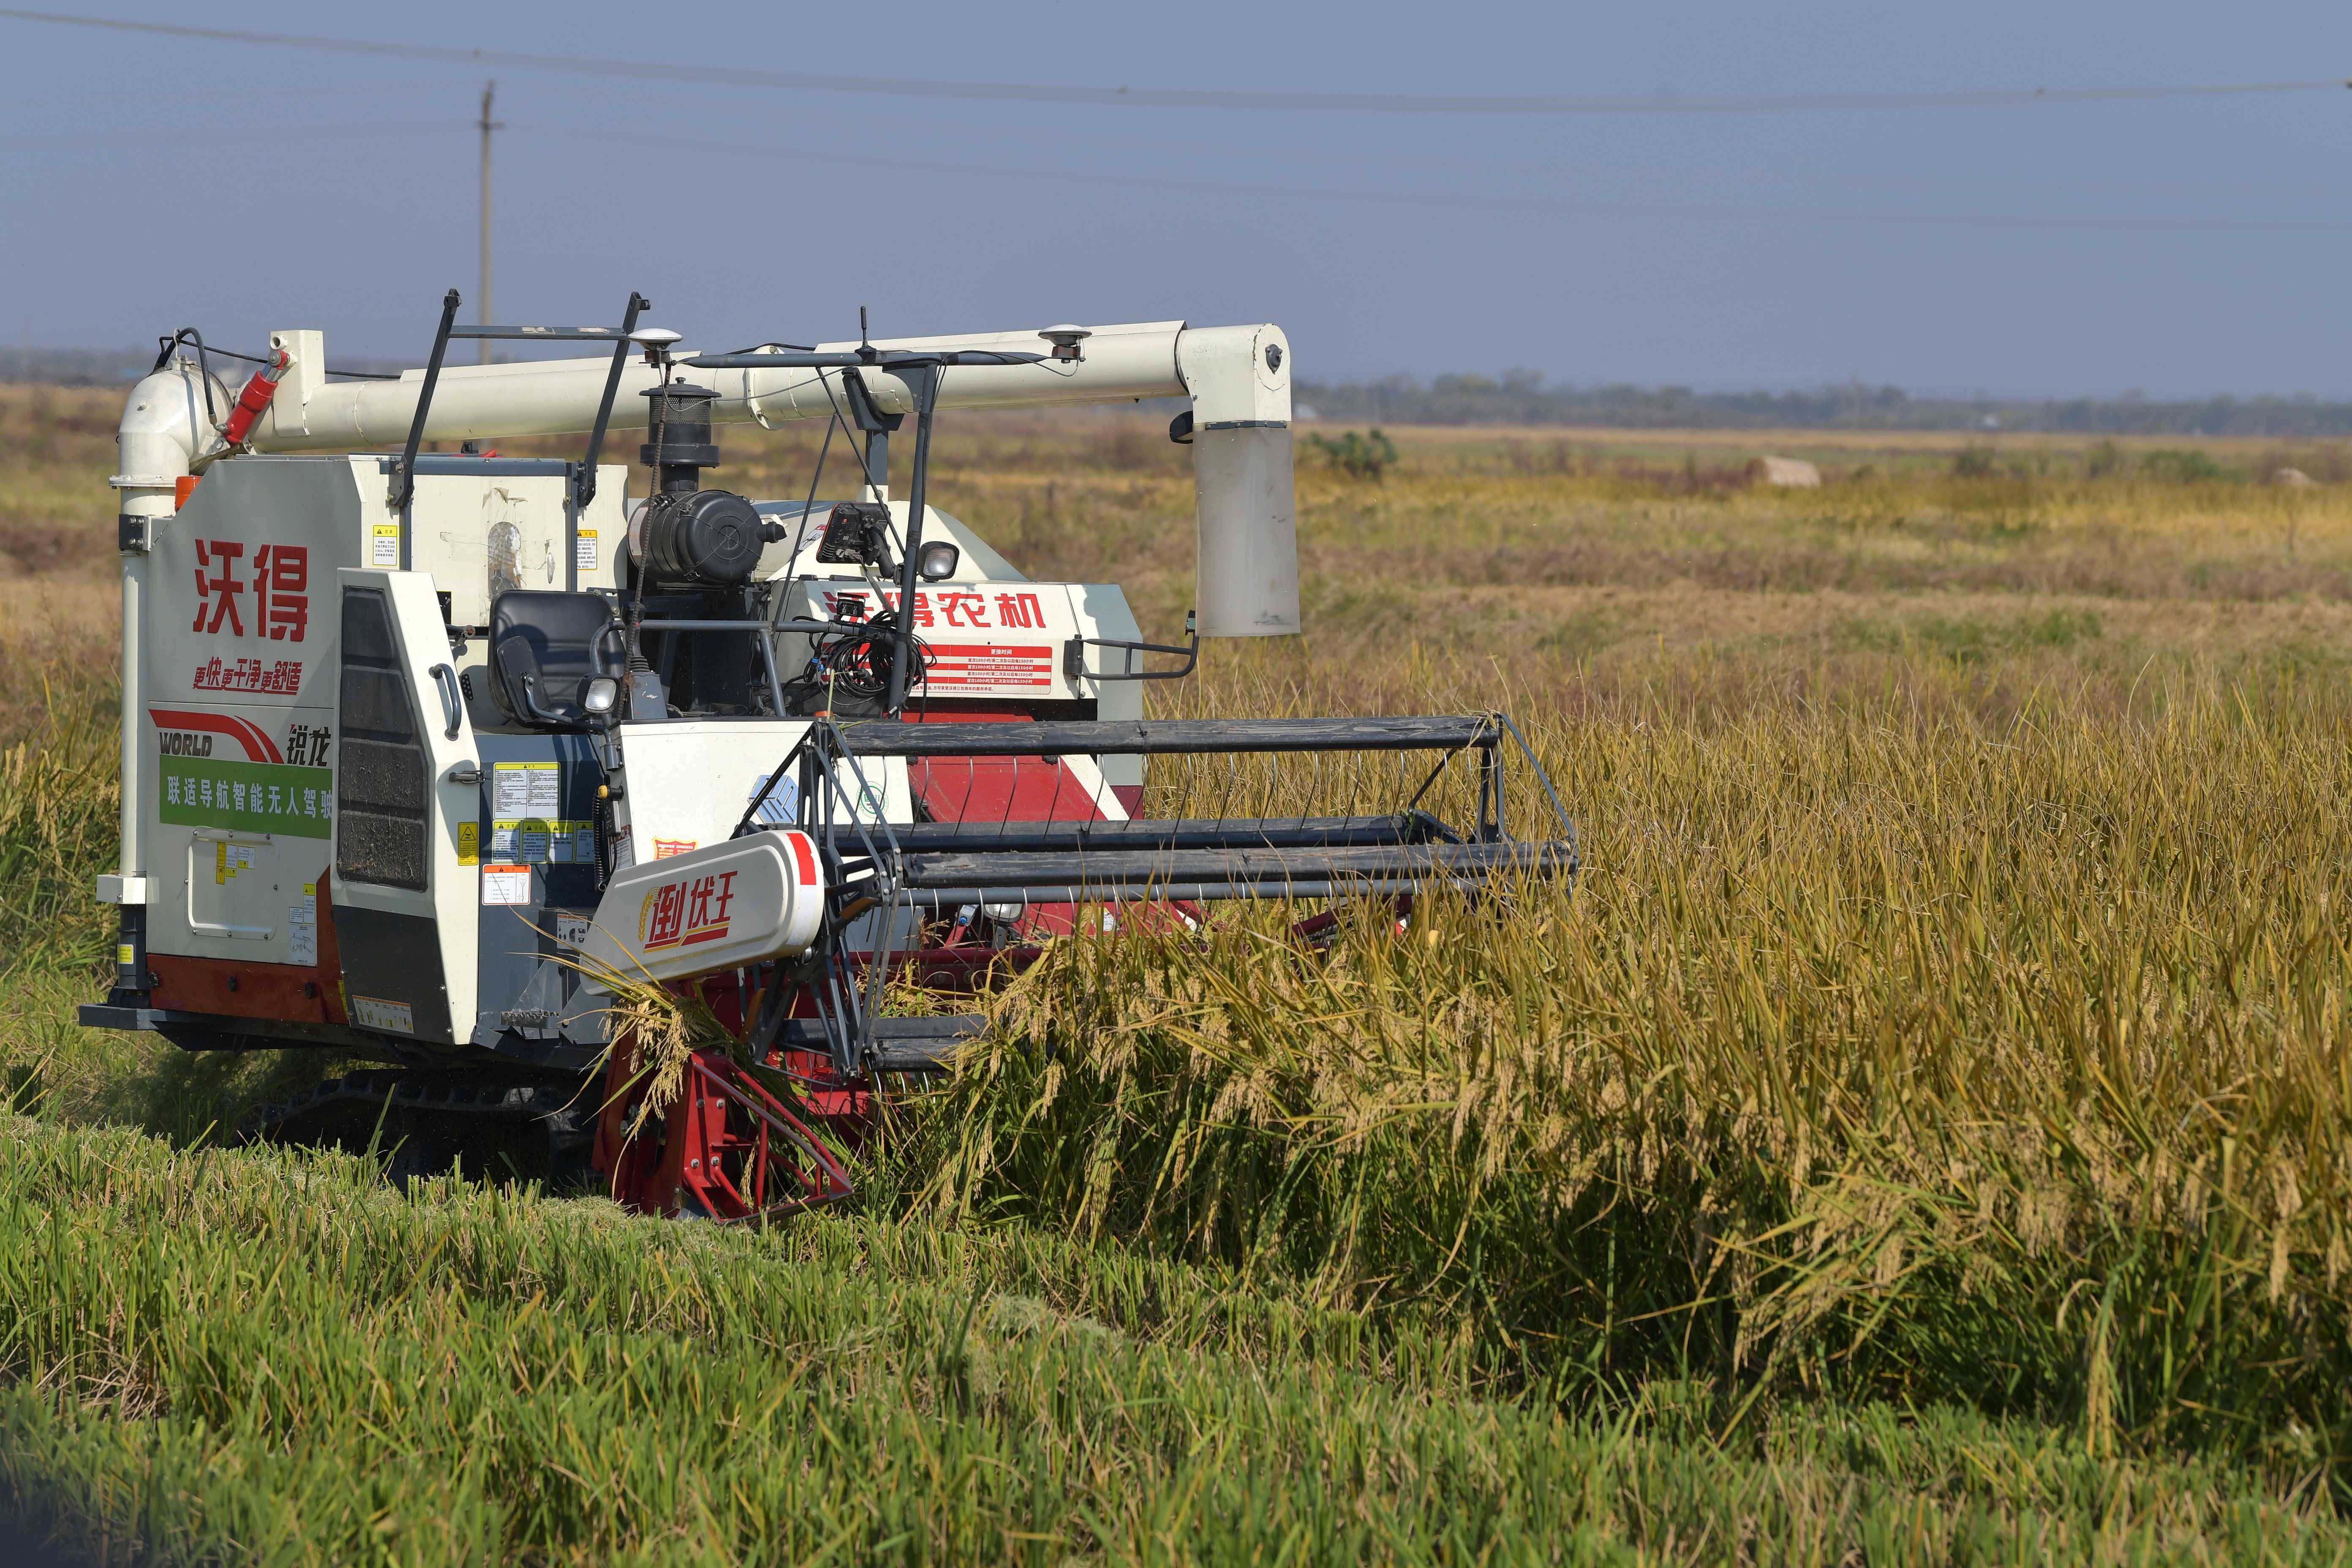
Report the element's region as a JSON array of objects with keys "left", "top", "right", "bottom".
[{"left": 487, "top": 591, "right": 629, "bottom": 728}]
